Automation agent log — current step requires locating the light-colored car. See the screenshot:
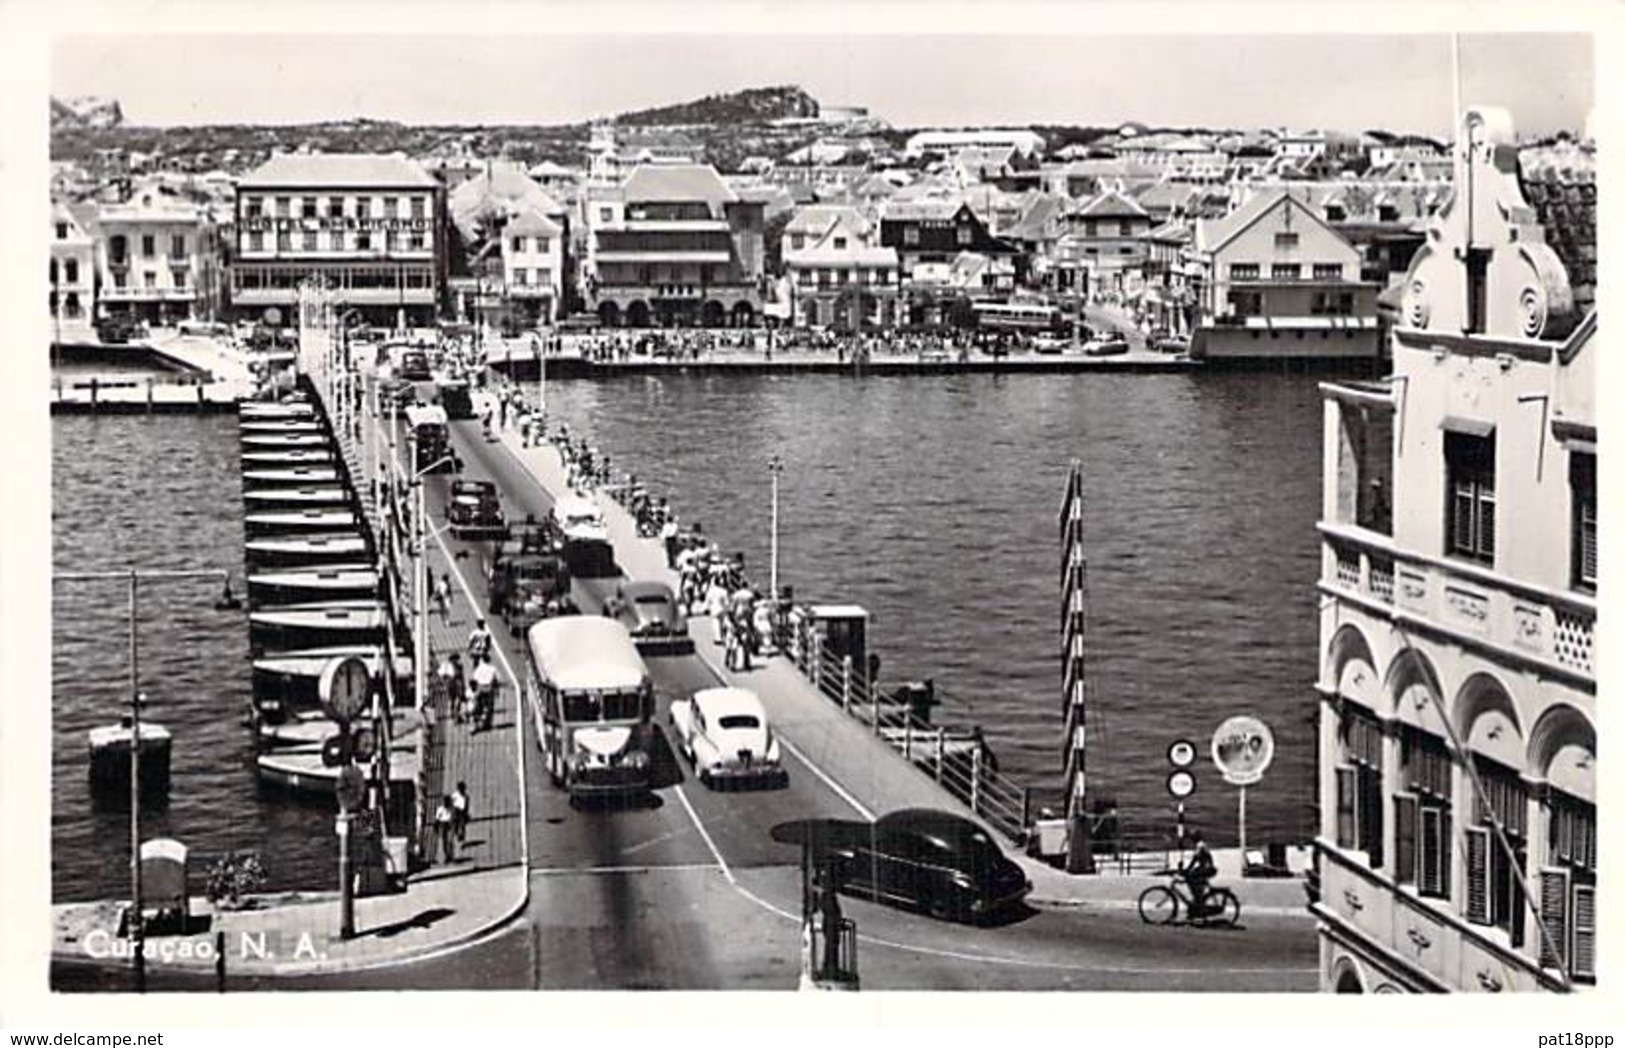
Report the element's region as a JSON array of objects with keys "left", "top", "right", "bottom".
[
  {"left": 1082, "top": 337, "right": 1130, "bottom": 357},
  {"left": 669, "top": 687, "right": 786, "bottom": 789},
  {"left": 607, "top": 580, "right": 689, "bottom": 649}
]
